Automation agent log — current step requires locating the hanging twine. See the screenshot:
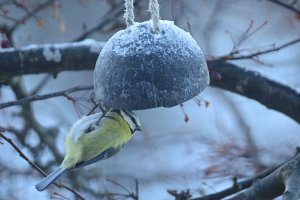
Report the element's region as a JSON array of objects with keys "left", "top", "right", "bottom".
[
  {"left": 124, "top": 0, "right": 161, "bottom": 33},
  {"left": 124, "top": 0, "right": 135, "bottom": 27},
  {"left": 149, "top": 0, "right": 161, "bottom": 34}
]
